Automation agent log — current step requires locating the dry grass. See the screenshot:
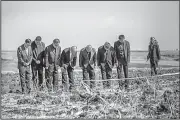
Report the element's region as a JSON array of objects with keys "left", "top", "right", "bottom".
[{"left": 1, "top": 67, "right": 179, "bottom": 119}]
